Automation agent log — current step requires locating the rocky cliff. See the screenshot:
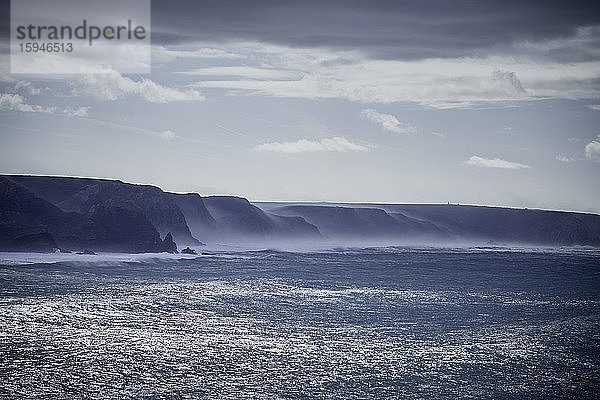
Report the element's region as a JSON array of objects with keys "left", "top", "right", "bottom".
[
  {"left": 6, "top": 175, "right": 198, "bottom": 246},
  {"left": 2, "top": 175, "right": 599, "bottom": 251},
  {"left": 0, "top": 177, "right": 176, "bottom": 253}
]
